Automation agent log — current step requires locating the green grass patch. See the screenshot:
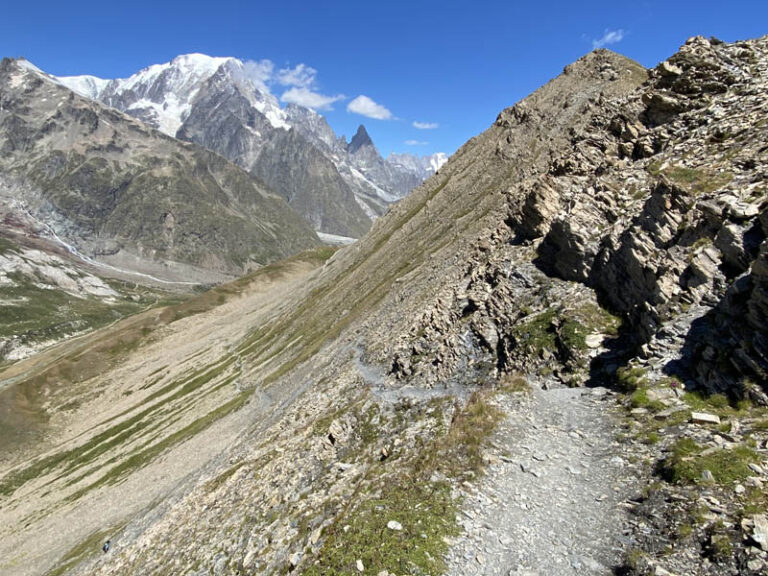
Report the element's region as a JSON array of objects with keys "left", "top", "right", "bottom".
[
  {"left": 659, "top": 438, "right": 760, "bottom": 485},
  {"left": 657, "top": 164, "right": 733, "bottom": 196},
  {"left": 0, "top": 277, "right": 151, "bottom": 344},
  {"left": 682, "top": 391, "right": 730, "bottom": 413},
  {"left": 691, "top": 237, "right": 713, "bottom": 251},
  {"left": 43, "top": 523, "right": 124, "bottom": 576},
  {"left": 0, "top": 236, "right": 18, "bottom": 255},
  {"left": 0, "top": 352, "right": 237, "bottom": 497},
  {"left": 305, "top": 481, "right": 457, "bottom": 576},
  {"left": 616, "top": 366, "right": 649, "bottom": 392},
  {"left": 752, "top": 418, "right": 768, "bottom": 431},
  {"left": 630, "top": 389, "right": 665, "bottom": 412},
  {"left": 513, "top": 308, "right": 558, "bottom": 354},
  {"left": 512, "top": 303, "right": 620, "bottom": 361},
  {"left": 642, "top": 431, "right": 660, "bottom": 445},
  {"left": 497, "top": 372, "right": 529, "bottom": 394},
  {"left": 308, "top": 390, "right": 503, "bottom": 576},
  {"left": 739, "top": 485, "right": 768, "bottom": 517},
  {"left": 67, "top": 381, "right": 246, "bottom": 501}
]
